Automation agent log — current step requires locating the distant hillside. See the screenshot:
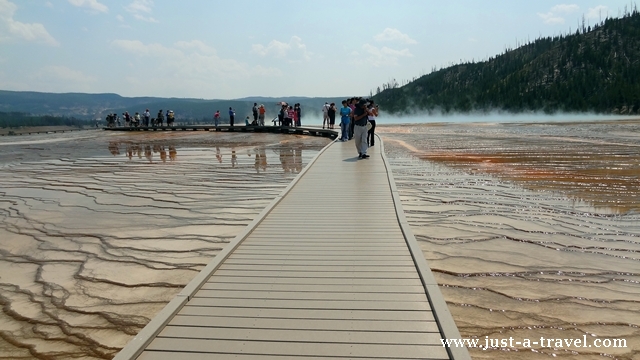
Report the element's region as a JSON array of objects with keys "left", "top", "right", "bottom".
[
  {"left": 0, "top": 90, "right": 346, "bottom": 122},
  {"left": 374, "top": 11, "right": 640, "bottom": 115}
]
